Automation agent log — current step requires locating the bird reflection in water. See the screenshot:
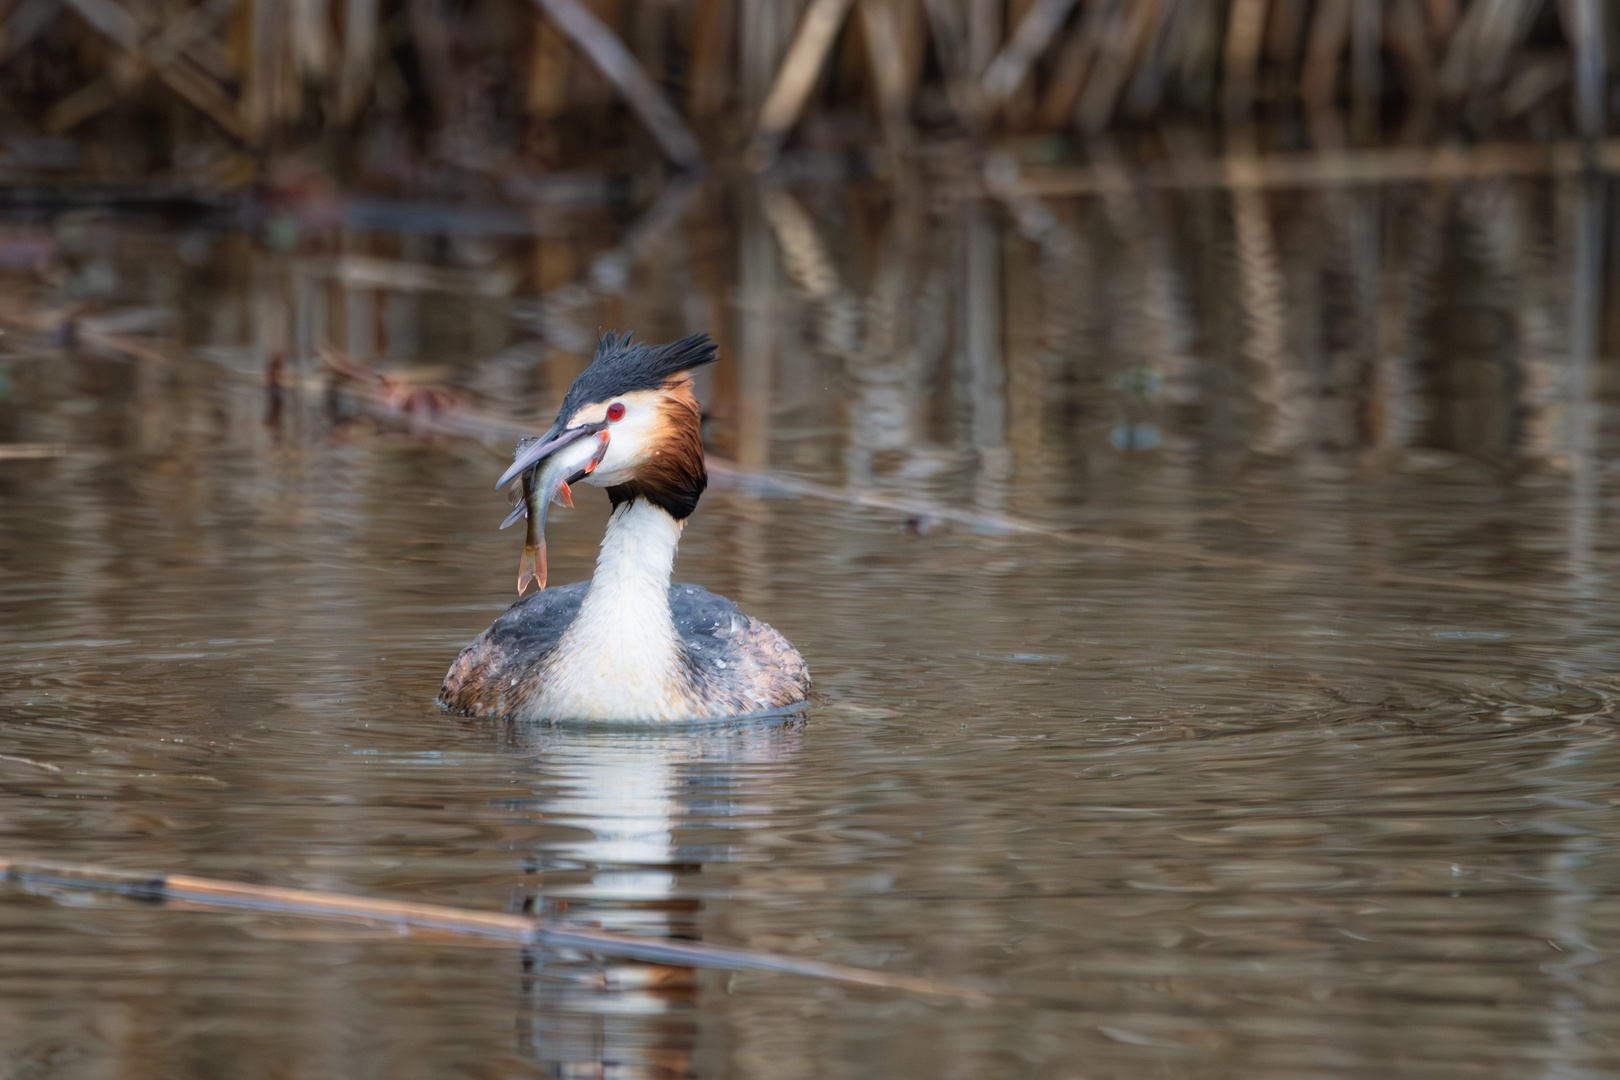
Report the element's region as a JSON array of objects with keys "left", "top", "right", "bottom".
[{"left": 495, "top": 717, "right": 804, "bottom": 1078}]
